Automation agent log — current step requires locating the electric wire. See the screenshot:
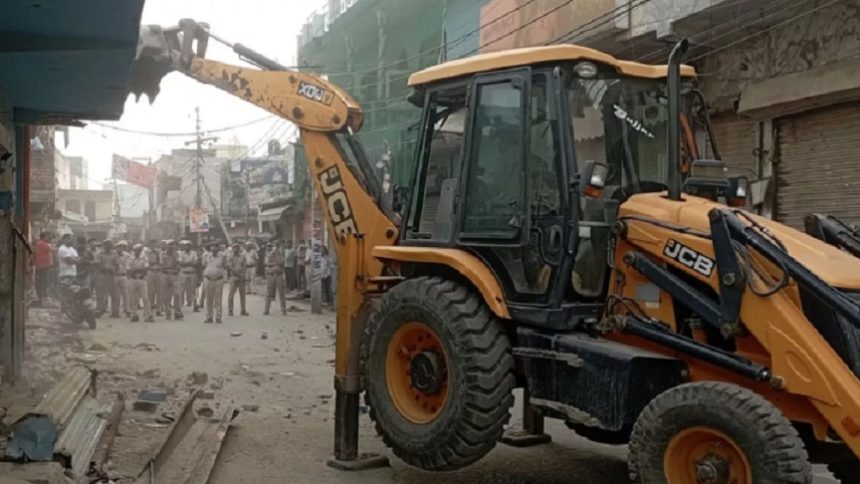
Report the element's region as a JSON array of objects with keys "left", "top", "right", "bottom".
[{"left": 89, "top": 115, "right": 276, "bottom": 137}]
